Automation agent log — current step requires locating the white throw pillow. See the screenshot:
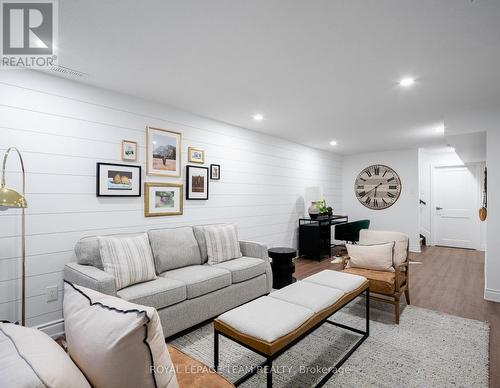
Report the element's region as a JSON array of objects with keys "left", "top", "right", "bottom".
[
  {"left": 204, "top": 224, "right": 243, "bottom": 265},
  {"left": 346, "top": 242, "right": 395, "bottom": 271},
  {"left": 98, "top": 233, "right": 157, "bottom": 290},
  {"left": 0, "top": 322, "right": 91, "bottom": 388},
  {"left": 63, "top": 281, "right": 178, "bottom": 388}
]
